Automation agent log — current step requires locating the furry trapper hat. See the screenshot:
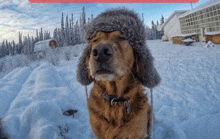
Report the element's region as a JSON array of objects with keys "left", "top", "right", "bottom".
[{"left": 77, "top": 8, "right": 160, "bottom": 88}]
